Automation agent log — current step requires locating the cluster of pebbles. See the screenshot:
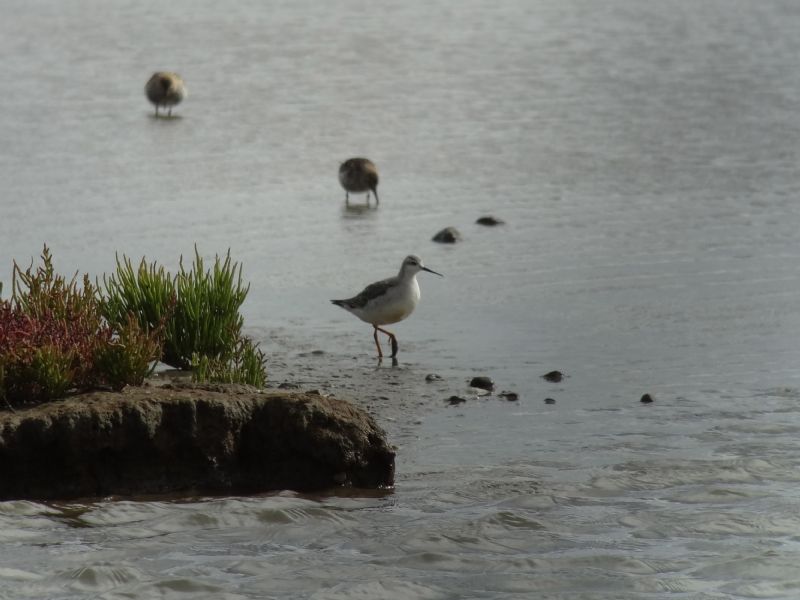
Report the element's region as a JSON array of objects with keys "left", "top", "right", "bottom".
[
  {"left": 432, "top": 215, "right": 505, "bottom": 244},
  {"left": 435, "top": 369, "right": 655, "bottom": 407}
]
